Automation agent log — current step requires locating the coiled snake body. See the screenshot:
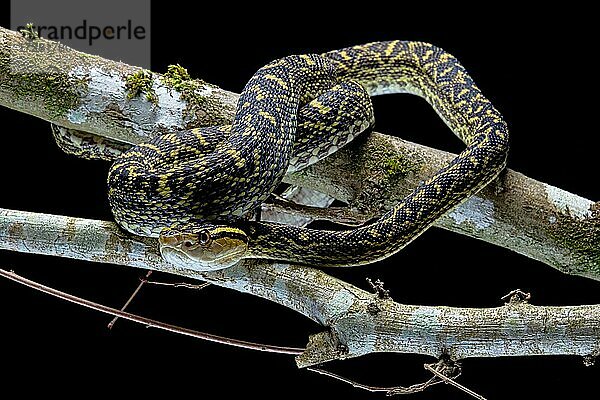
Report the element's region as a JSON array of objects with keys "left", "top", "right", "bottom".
[{"left": 107, "top": 41, "right": 509, "bottom": 270}]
